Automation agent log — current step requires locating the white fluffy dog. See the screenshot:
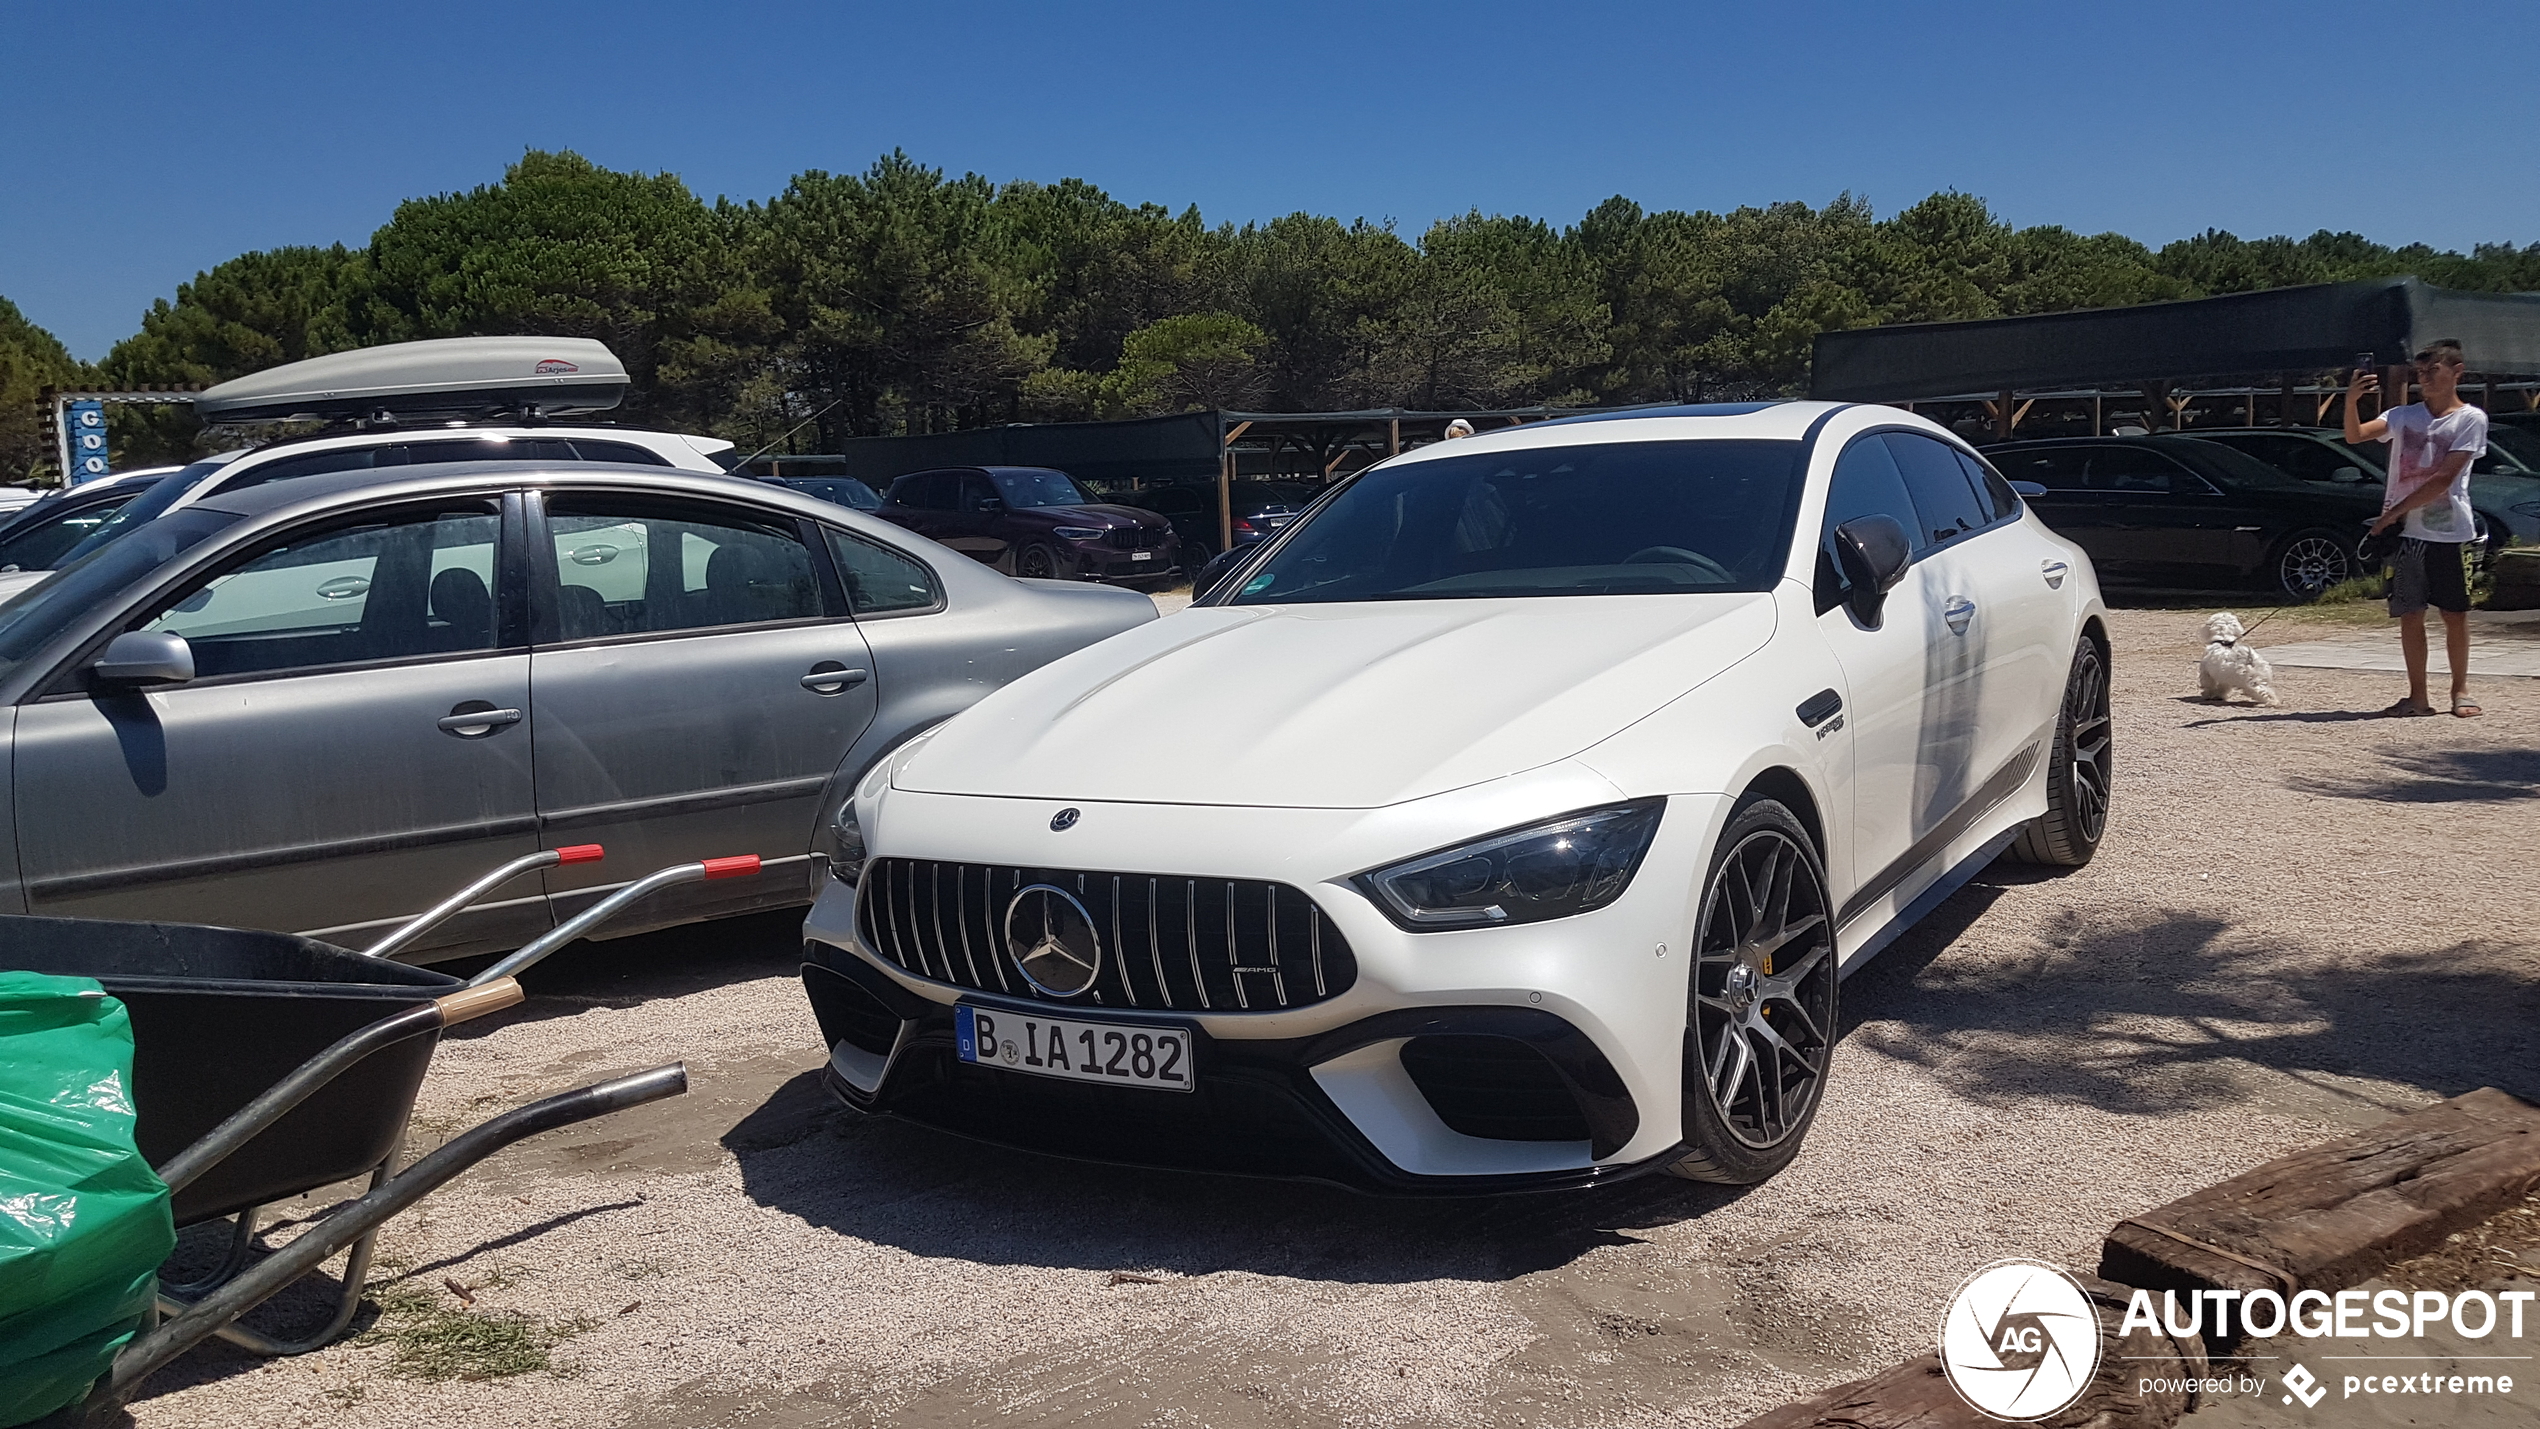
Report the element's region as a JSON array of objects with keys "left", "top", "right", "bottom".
[{"left": 2199, "top": 611, "right": 2280, "bottom": 705}]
